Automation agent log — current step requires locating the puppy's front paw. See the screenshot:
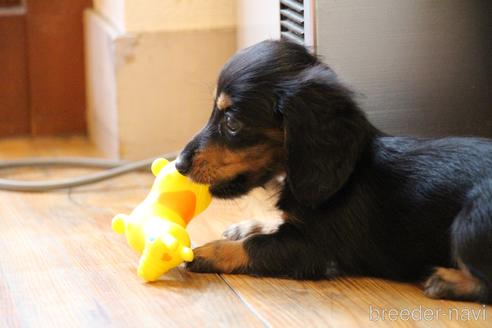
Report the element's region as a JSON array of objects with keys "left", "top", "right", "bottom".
[
  {"left": 424, "top": 270, "right": 453, "bottom": 299},
  {"left": 423, "top": 267, "right": 484, "bottom": 302},
  {"left": 186, "top": 240, "right": 249, "bottom": 274}
]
